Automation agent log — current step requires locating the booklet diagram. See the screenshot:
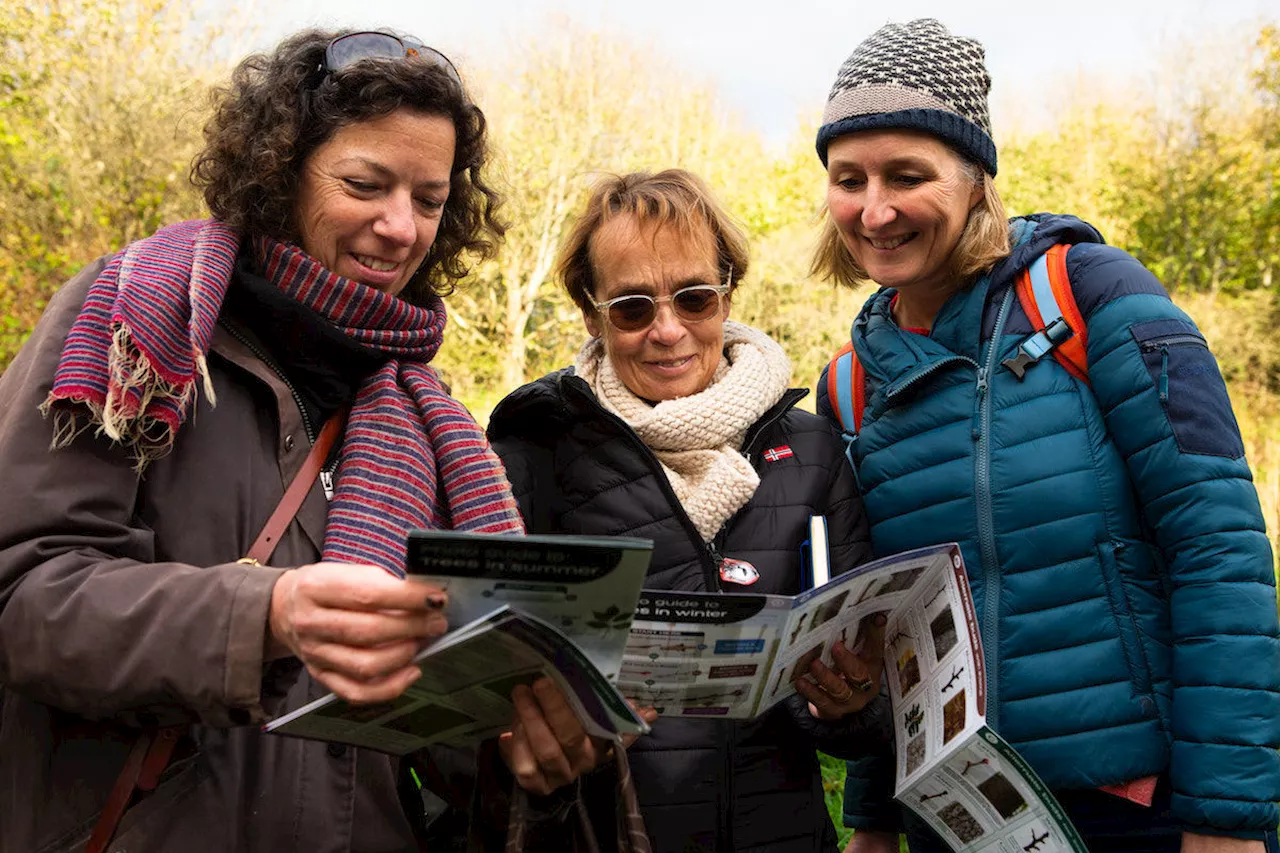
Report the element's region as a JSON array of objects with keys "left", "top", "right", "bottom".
[{"left": 618, "top": 544, "right": 945, "bottom": 718}]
